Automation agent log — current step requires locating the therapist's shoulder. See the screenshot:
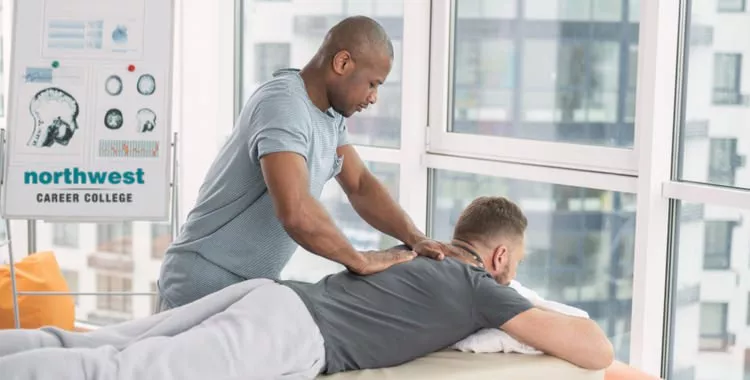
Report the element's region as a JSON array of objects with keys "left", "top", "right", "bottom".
[{"left": 251, "top": 69, "right": 310, "bottom": 110}]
